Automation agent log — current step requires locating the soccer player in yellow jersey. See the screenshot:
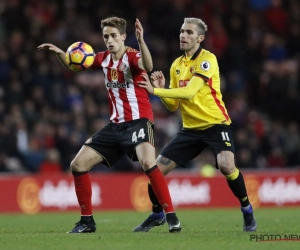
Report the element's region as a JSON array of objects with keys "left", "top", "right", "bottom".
[{"left": 134, "top": 17, "right": 257, "bottom": 232}]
